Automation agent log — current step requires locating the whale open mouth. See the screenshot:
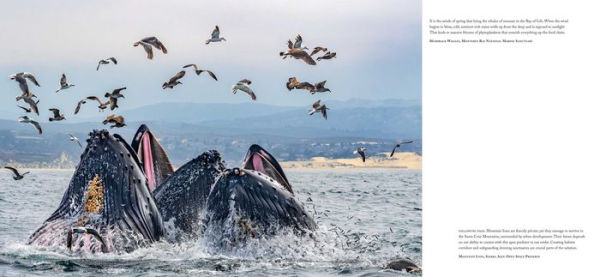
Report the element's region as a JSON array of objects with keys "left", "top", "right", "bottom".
[
  {"left": 242, "top": 144, "right": 292, "bottom": 194},
  {"left": 131, "top": 124, "right": 174, "bottom": 192},
  {"left": 28, "top": 129, "right": 164, "bottom": 253}
]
